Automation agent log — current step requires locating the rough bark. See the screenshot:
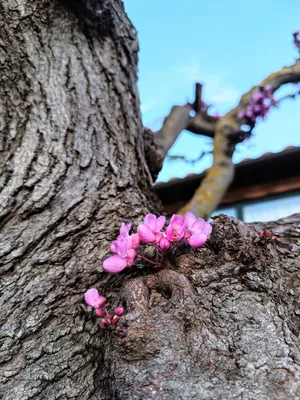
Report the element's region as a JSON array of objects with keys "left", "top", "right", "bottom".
[
  {"left": 1, "top": 2, "right": 300, "bottom": 400},
  {"left": 96, "top": 213, "right": 300, "bottom": 399},
  {"left": 0, "top": 1, "right": 155, "bottom": 398}
]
